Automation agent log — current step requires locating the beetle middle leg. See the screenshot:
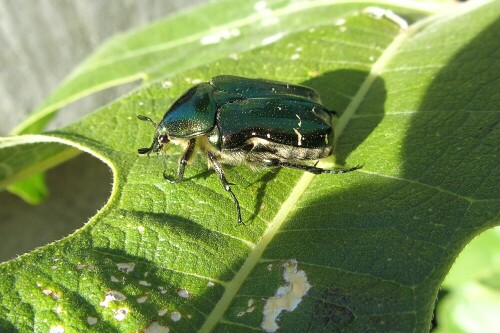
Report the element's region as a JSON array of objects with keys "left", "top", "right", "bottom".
[
  {"left": 266, "top": 159, "right": 362, "bottom": 174},
  {"left": 164, "top": 138, "right": 196, "bottom": 183},
  {"left": 206, "top": 151, "right": 243, "bottom": 225}
]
